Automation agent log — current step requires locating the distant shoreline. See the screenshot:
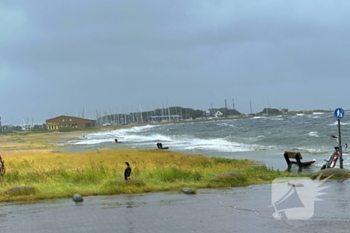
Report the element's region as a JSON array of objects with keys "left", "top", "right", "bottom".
[{"left": 0, "top": 109, "right": 335, "bottom": 136}]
